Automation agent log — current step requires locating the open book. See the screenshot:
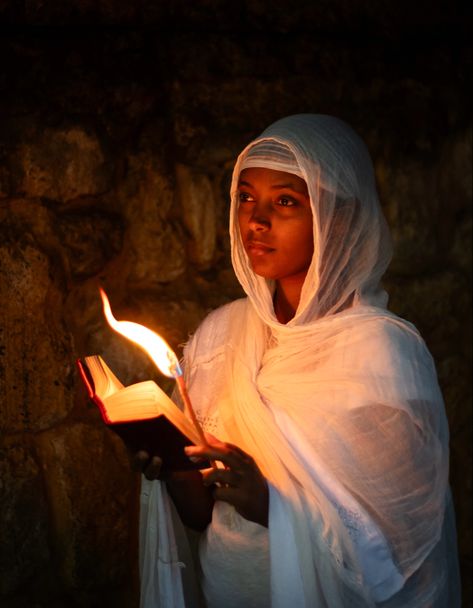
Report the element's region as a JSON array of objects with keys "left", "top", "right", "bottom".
[{"left": 76, "top": 355, "right": 207, "bottom": 473}]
